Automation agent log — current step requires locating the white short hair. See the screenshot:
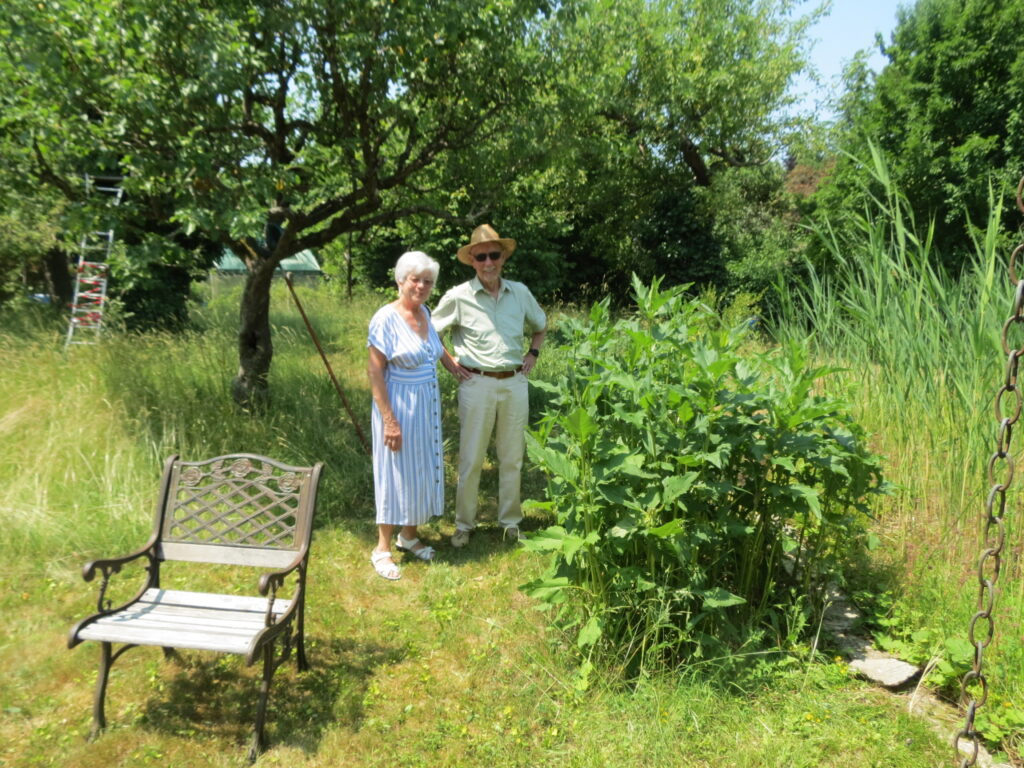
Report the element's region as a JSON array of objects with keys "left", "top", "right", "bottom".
[{"left": 394, "top": 250, "right": 439, "bottom": 285}]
